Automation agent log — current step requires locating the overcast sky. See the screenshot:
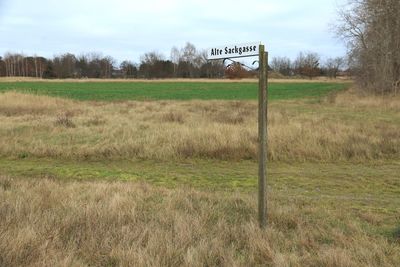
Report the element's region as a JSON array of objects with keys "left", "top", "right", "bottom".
[{"left": 0, "top": 0, "right": 346, "bottom": 63}]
